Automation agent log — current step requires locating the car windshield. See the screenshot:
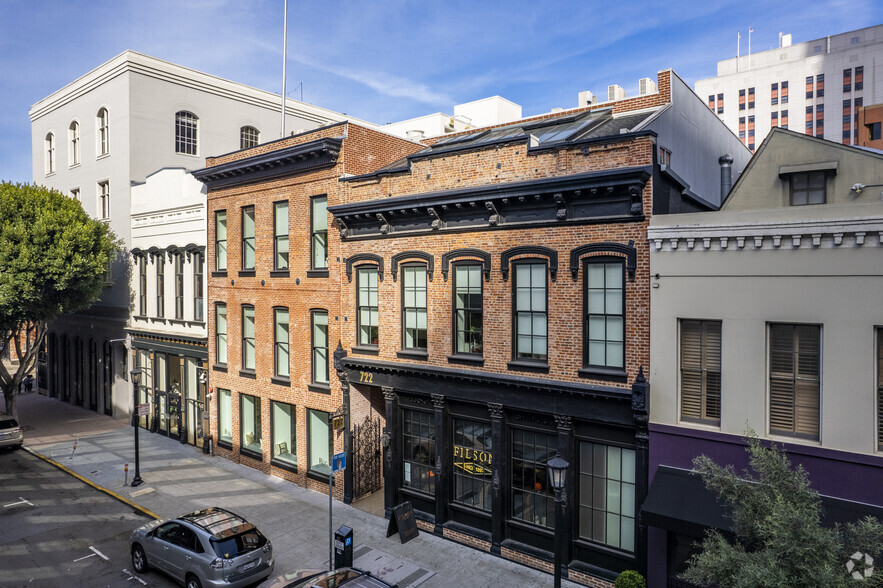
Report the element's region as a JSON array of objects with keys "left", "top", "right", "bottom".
[
  {"left": 0, "top": 419, "right": 19, "bottom": 430},
  {"left": 210, "top": 528, "right": 266, "bottom": 558}
]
